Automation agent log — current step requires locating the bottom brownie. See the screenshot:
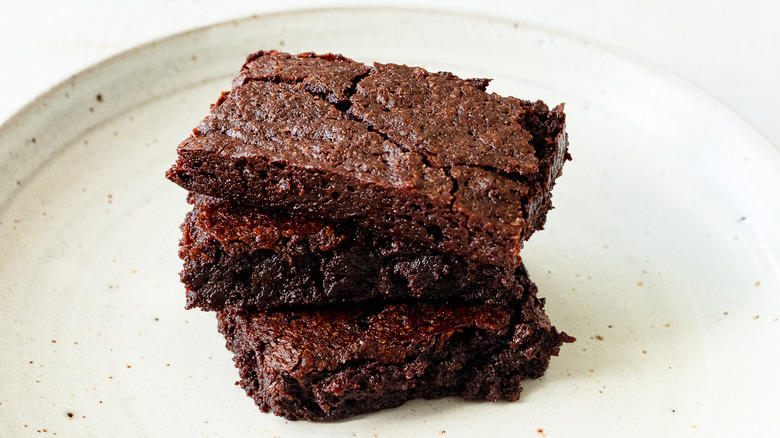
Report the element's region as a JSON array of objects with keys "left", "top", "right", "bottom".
[{"left": 217, "top": 281, "right": 573, "bottom": 421}]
